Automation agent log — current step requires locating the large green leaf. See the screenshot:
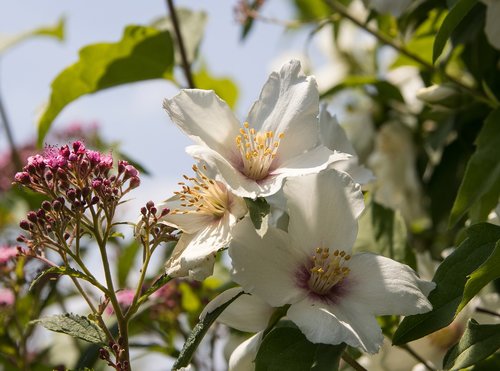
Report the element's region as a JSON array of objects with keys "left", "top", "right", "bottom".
[
  {"left": 0, "top": 17, "right": 64, "bottom": 54},
  {"left": 443, "top": 320, "right": 500, "bottom": 370},
  {"left": 458, "top": 240, "right": 500, "bottom": 312},
  {"left": 450, "top": 108, "right": 500, "bottom": 226},
  {"left": 31, "top": 313, "right": 107, "bottom": 345},
  {"left": 37, "top": 25, "right": 175, "bottom": 146},
  {"left": 255, "top": 322, "right": 345, "bottom": 371},
  {"left": 244, "top": 197, "right": 270, "bottom": 231},
  {"left": 393, "top": 223, "right": 500, "bottom": 345},
  {"left": 151, "top": 8, "right": 207, "bottom": 64},
  {"left": 193, "top": 66, "right": 239, "bottom": 109},
  {"left": 433, "top": 0, "right": 478, "bottom": 63}
]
